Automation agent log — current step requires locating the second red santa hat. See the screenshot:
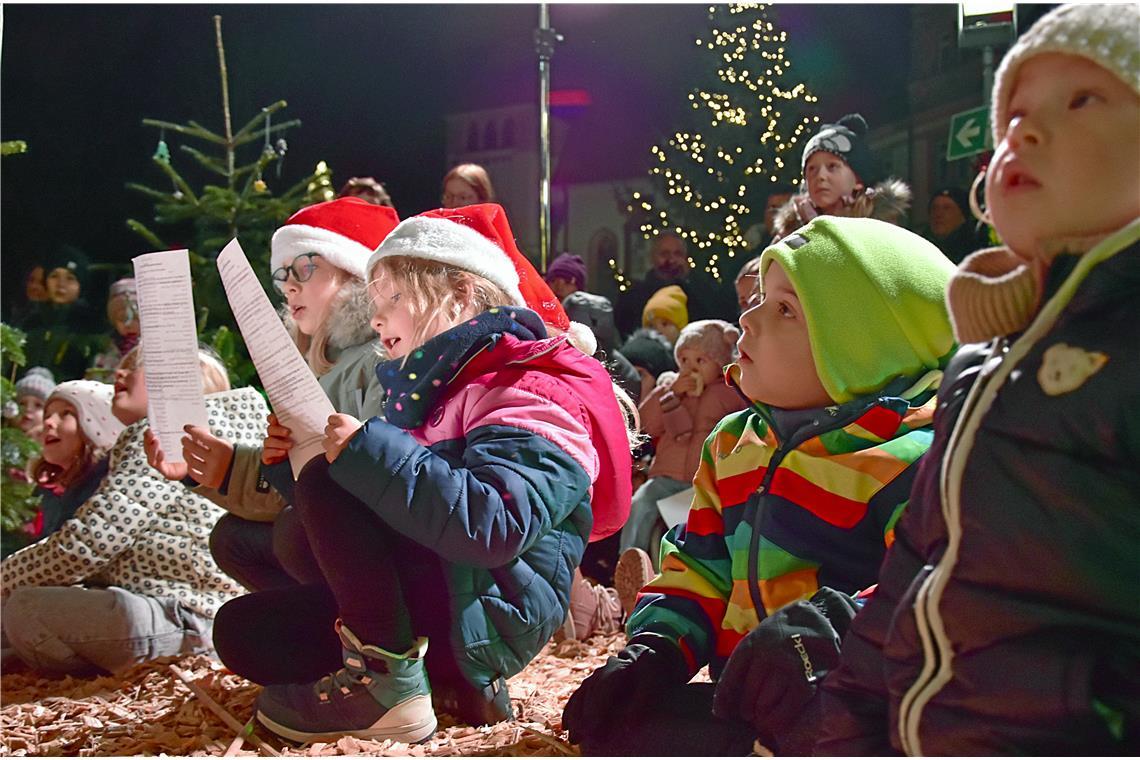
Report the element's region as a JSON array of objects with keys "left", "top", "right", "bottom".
[
  {"left": 271, "top": 197, "right": 400, "bottom": 281},
  {"left": 366, "top": 203, "right": 597, "bottom": 355}
]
